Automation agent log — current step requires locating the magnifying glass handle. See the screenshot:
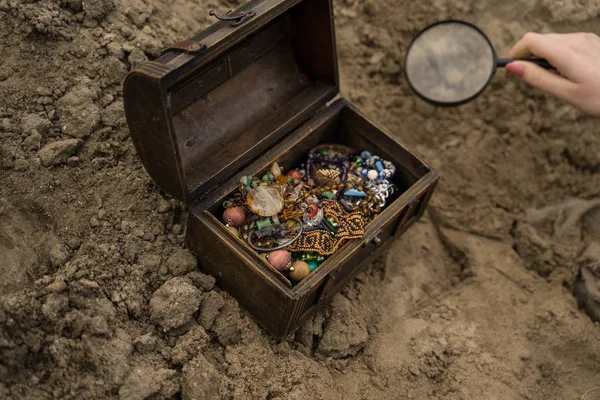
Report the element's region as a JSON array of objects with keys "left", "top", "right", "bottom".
[{"left": 497, "top": 58, "right": 554, "bottom": 69}]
